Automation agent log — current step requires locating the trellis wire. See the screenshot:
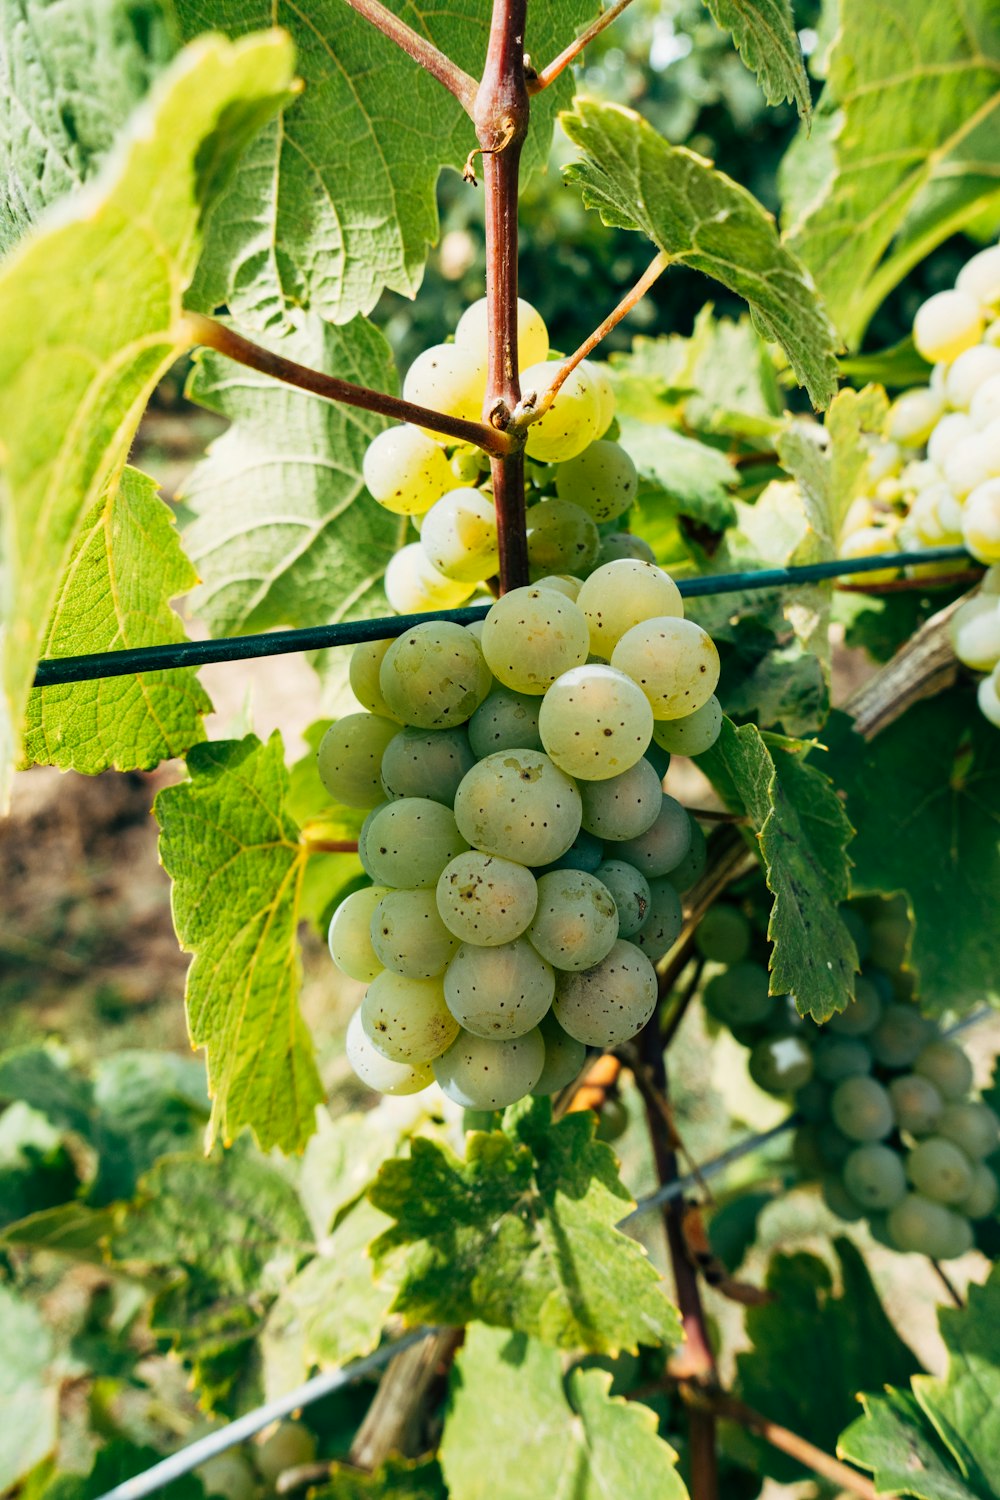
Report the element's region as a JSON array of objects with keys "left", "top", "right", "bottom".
[{"left": 34, "top": 545, "right": 971, "bottom": 688}]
